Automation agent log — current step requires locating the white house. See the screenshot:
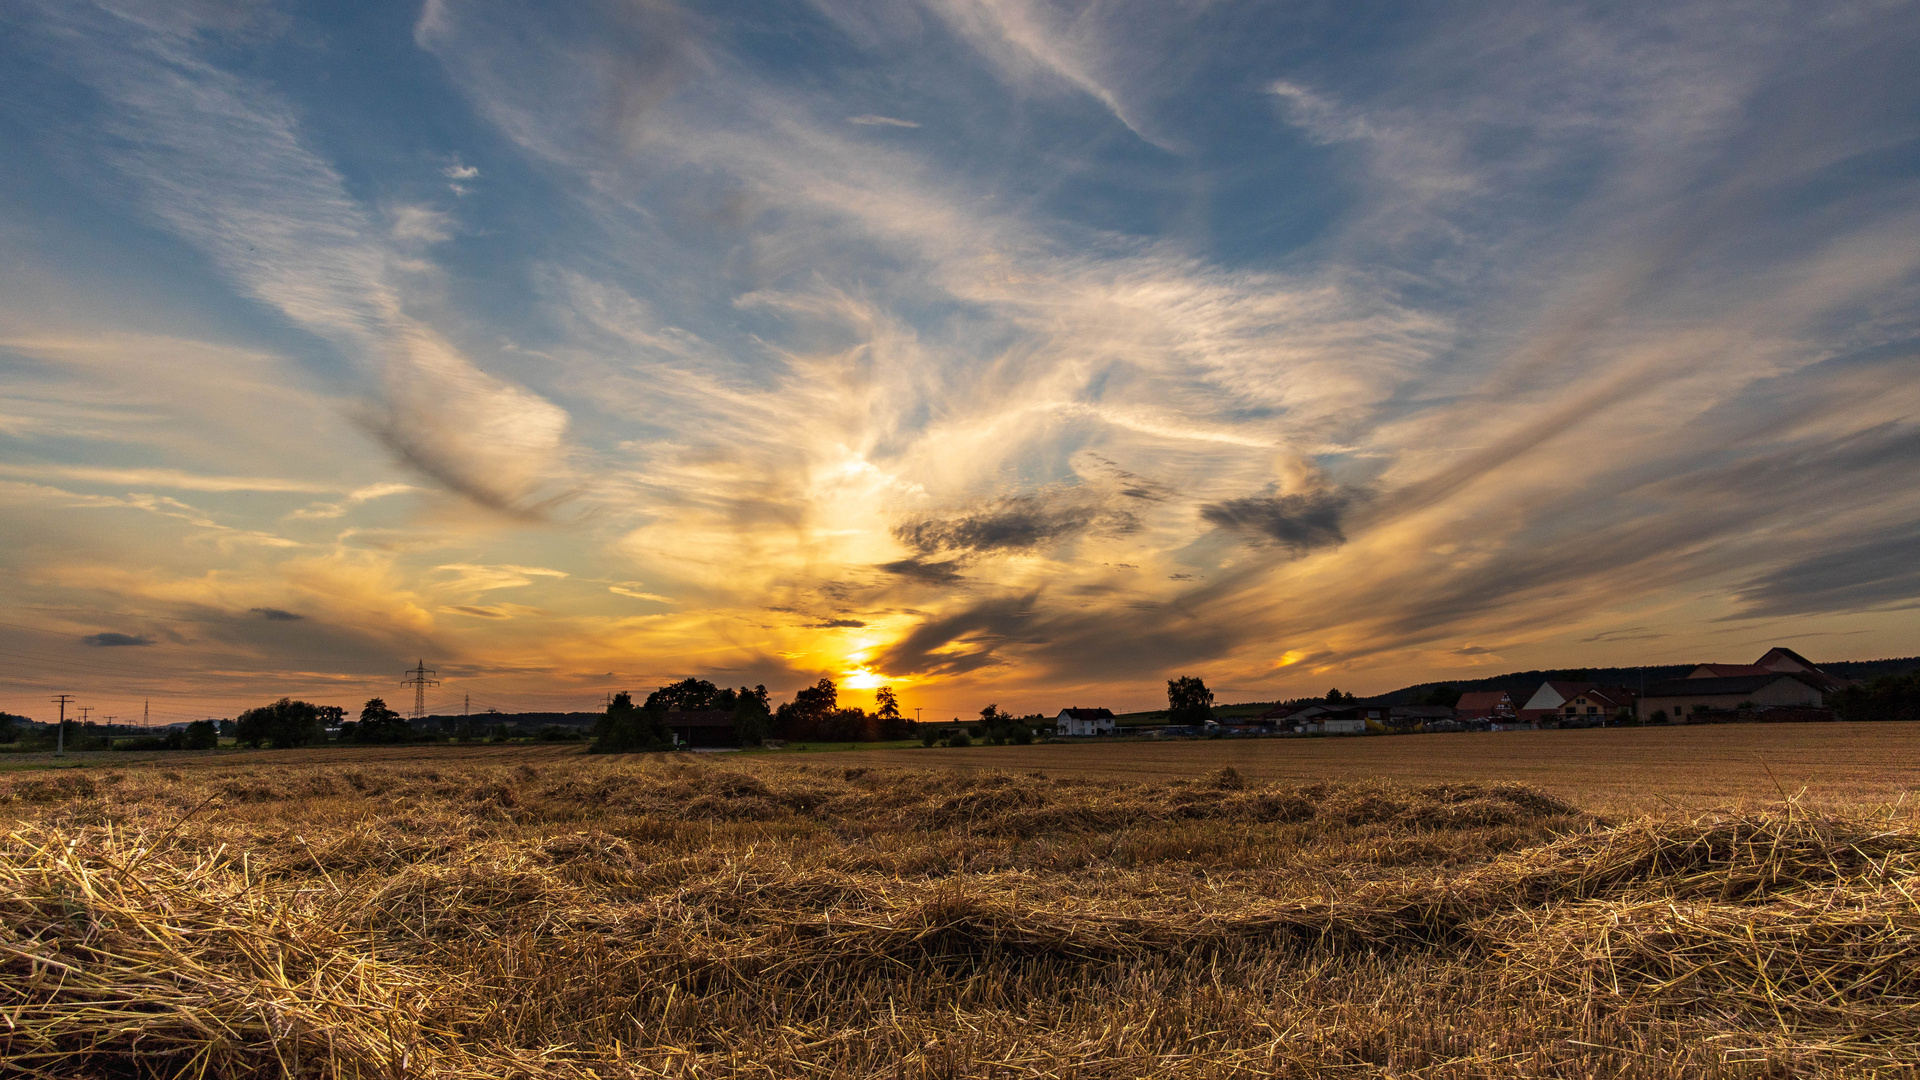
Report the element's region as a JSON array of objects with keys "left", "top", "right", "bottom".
[{"left": 1054, "top": 707, "right": 1117, "bottom": 736}]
